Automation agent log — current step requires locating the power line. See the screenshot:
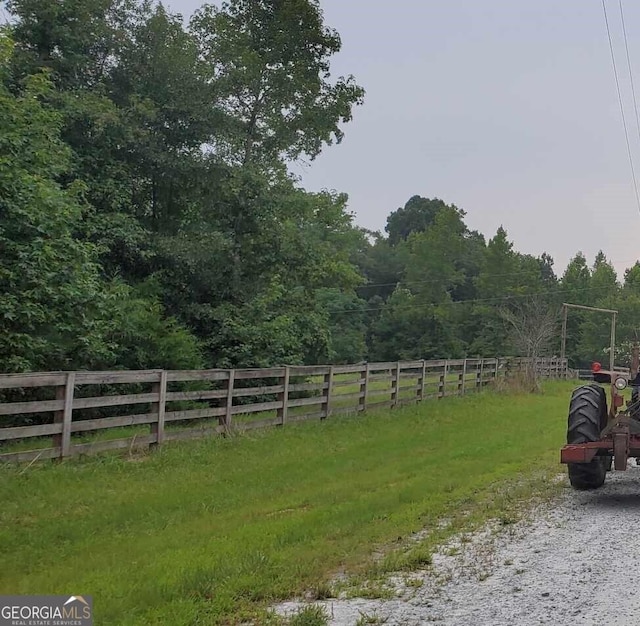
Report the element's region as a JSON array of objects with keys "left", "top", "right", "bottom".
[
  {"left": 332, "top": 283, "right": 622, "bottom": 315},
  {"left": 602, "top": 0, "right": 640, "bottom": 214},
  {"left": 357, "top": 268, "right": 553, "bottom": 291},
  {"left": 619, "top": 0, "right": 640, "bottom": 146},
  {"left": 0, "top": 0, "right": 13, "bottom": 26},
  {"left": 356, "top": 253, "right": 640, "bottom": 291}
]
